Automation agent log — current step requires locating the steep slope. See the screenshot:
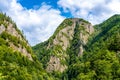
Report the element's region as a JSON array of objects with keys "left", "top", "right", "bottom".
[
  {"left": 3, "top": 12, "right": 120, "bottom": 80},
  {"left": 33, "top": 14, "right": 120, "bottom": 80},
  {"left": 67, "top": 14, "right": 120, "bottom": 80},
  {"left": 33, "top": 18, "right": 94, "bottom": 73},
  {"left": 0, "top": 13, "right": 53, "bottom": 80},
  {"left": 0, "top": 13, "right": 33, "bottom": 60}
]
